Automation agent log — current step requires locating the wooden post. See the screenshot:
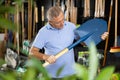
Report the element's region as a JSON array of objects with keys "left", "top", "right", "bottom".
[
  {"left": 33, "top": 2, "right": 36, "bottom": 37},
  {"left": 84, "top": 0, "right": 90, "bottom": 17},
  {"left": 13, "top": 3, "right": 20, "bottom": 55},
  {"left": 114, "top": 0, "right": 118, "bottom": 47},
  {"left": 70, "top": 0, "right": 73, "bottom": 22},
  {"left": 14, "top": 6, "right": 17, "bottom": 47},
  {"left": 66, "top": 0, "right": 70, "bottom": 21},
  {"left": 94, "top": 0, "right": 99, "bottom": 17},
  {"left": 21, "top": 2, "right": 24, "bottom": 44},
  {"left": 101, "top": 0, "right": 105, "bottom": 17},
  {"left": 28, "top": 0, "right": 32, "bottom": 41},
  {"left": 41, "top": 6, "right": 44, "bottom": 26},
  {"left": 5, "top": 0, "right": 10, "bottom": 40}
]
